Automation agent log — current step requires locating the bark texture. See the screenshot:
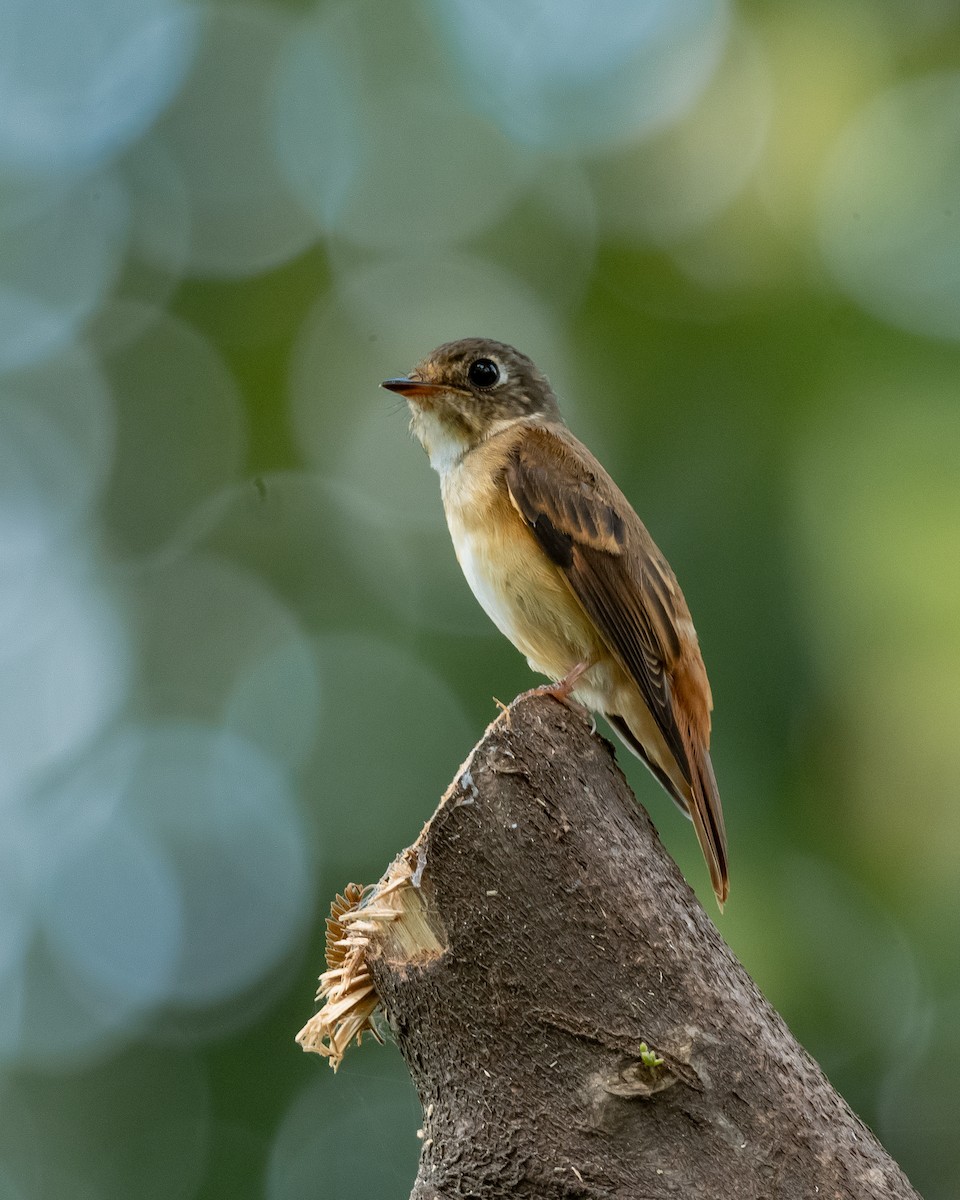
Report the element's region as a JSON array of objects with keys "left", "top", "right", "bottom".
[{"left": 366, "top": 694, "right": 919, "bottom": 1200}]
